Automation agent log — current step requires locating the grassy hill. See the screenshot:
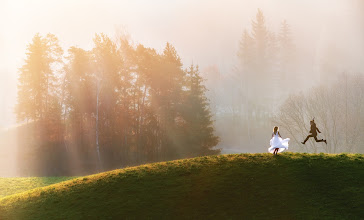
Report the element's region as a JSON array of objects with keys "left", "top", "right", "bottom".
[
  {"left": 0, "top": 153, "right": 363, "bottom": 219},
  {"left": 0, "top": 177, "right": 76, "bottom": 199}
]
